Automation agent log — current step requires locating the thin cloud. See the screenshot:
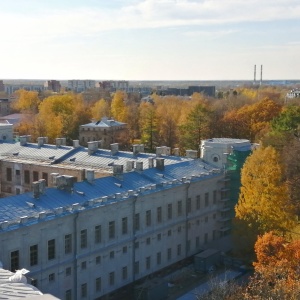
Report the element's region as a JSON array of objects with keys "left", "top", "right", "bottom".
[{"left": 1, "top": 0, "right": 300, "bottom": 42}]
